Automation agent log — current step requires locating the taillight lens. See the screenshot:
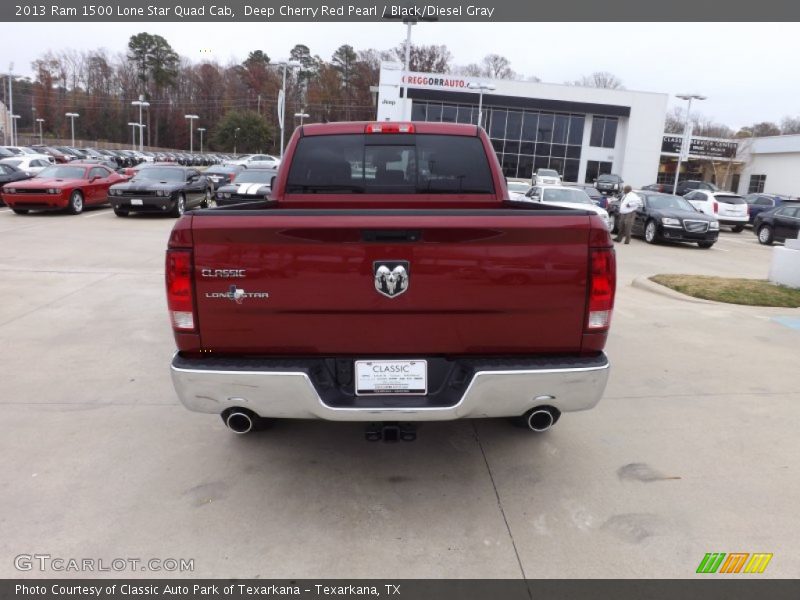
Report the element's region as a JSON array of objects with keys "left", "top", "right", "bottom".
[
  {"left": 166, "top": 249, "right": 195, "bottom": 331},
  {"left": 713, "top": 201, "right": 719, "bottom": 213},
  {"left": 586, "top": 248, "right": 616, "bottom": 331}
]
